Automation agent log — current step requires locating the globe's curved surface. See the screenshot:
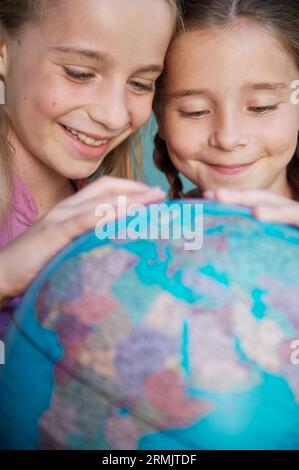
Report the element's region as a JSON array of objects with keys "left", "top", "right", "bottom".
[{"left": 1, "top": 200, "right": 299, "bottom": 450}]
